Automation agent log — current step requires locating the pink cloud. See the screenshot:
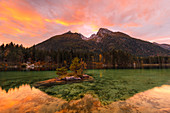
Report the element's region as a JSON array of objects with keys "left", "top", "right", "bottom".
[{"left": 0, "top": 0, "right": 170, "bottom": 47}]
